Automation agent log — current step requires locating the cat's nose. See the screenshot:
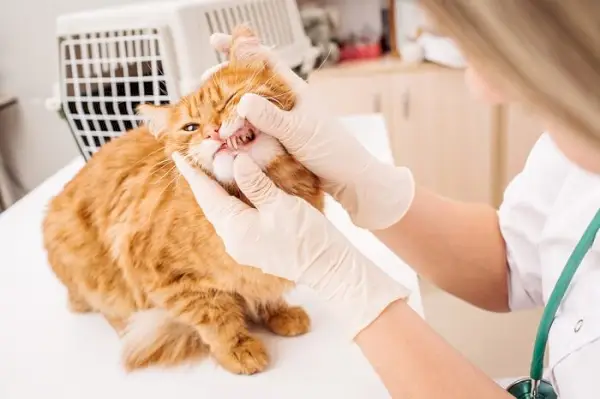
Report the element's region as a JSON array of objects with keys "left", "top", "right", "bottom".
[{"left": 207, "top": 129, "right": 221, "bottom": 141}]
